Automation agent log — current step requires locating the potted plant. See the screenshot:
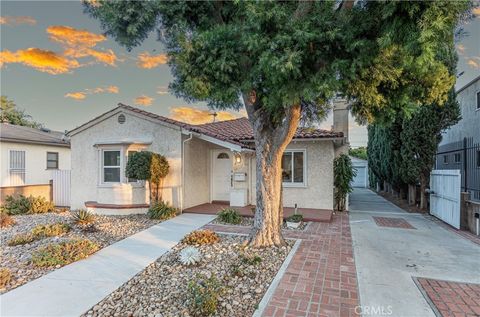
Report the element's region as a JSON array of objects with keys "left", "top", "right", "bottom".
[{"left": 285, "top": 214, "right": 303, "bottom": 229}]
